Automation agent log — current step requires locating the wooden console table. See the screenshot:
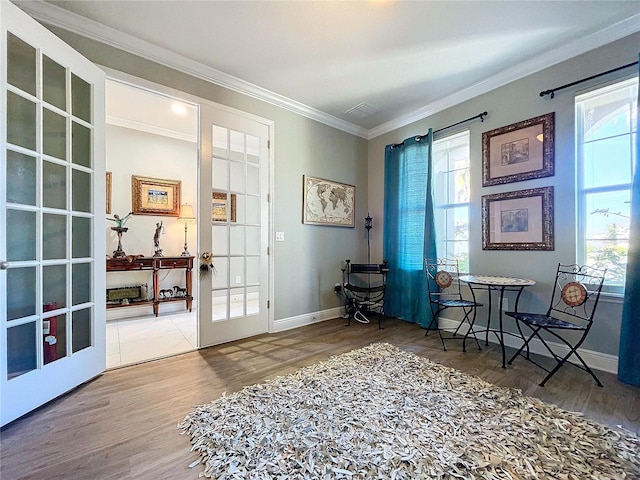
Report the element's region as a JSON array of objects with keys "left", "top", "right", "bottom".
[{"left": 106, "top": 256, "right": 194, "bottom": 317}]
